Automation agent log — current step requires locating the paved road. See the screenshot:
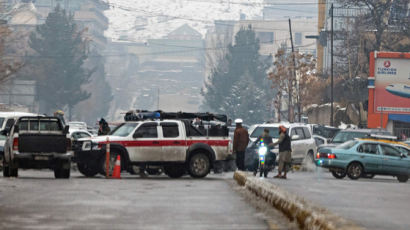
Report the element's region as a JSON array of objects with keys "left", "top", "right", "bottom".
[
  {"left": 265, "top": 169, "right": 410, "bottom": 230},
  {"left": 0, "top": 170, "right": 285, "bottom": 230}
]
